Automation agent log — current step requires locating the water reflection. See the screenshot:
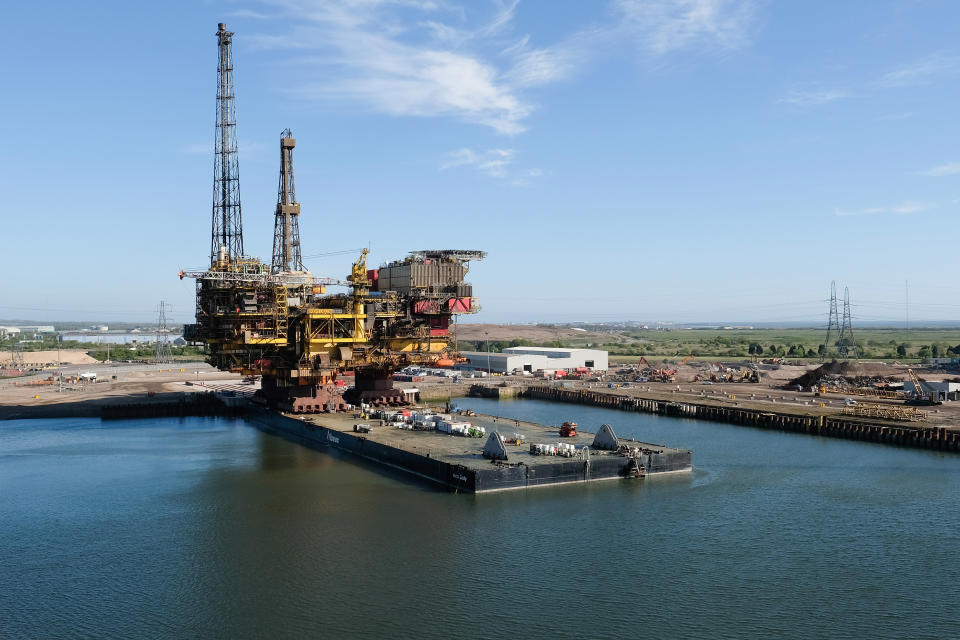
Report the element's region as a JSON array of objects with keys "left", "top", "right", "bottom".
[{"left": 2, "top": 412, "right": 960, "bottom": 639}]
